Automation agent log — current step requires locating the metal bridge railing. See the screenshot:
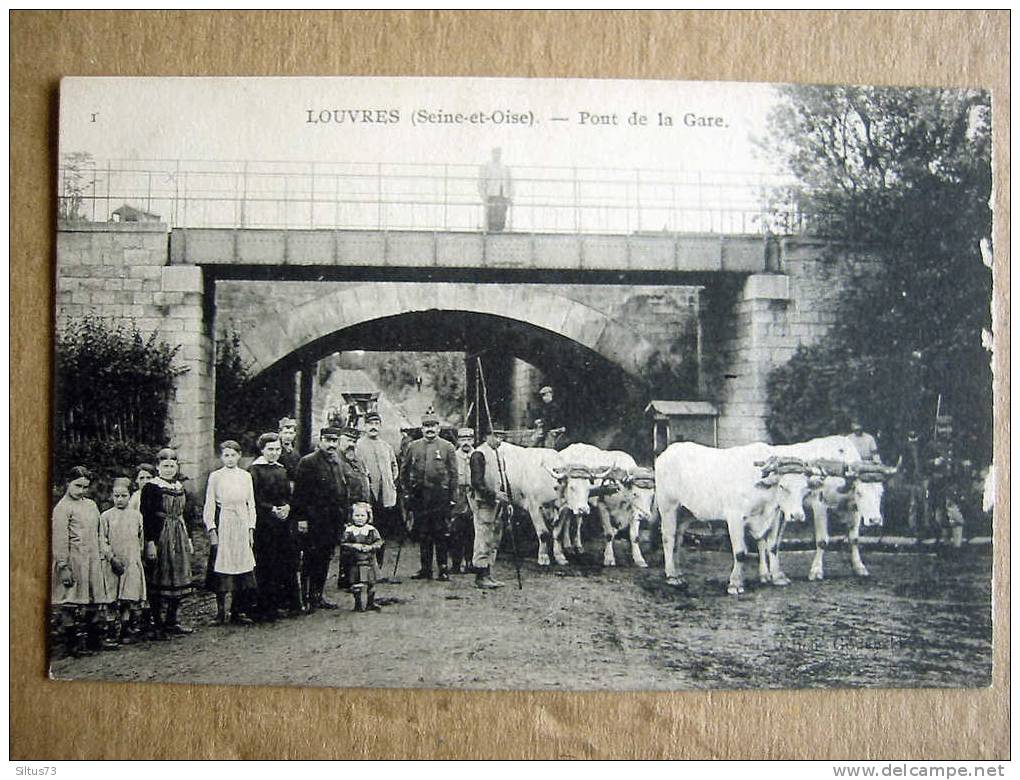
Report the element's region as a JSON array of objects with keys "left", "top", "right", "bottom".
[{"left": 57, "top": 157, "right": 832, "bottom": 235}]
